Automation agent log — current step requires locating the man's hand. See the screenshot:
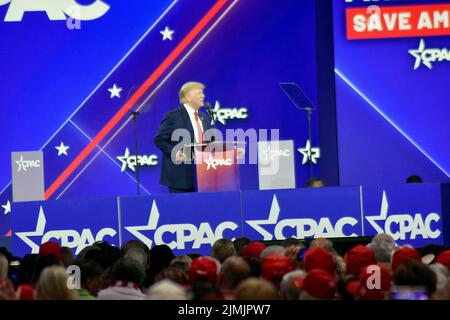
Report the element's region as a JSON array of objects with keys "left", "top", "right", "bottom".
[{"left": 175, "top": 149, "right": 186, "bottom": 162}]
